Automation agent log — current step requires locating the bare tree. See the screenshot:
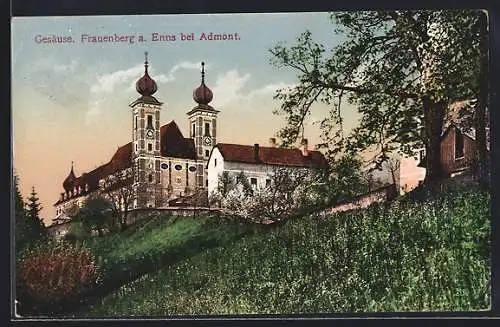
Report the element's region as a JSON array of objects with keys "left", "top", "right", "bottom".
[
  {"left": 100, "top": 164, "right": 135, "bottom": 231},
  {"left": 383, "top": 157, "right": 401, "bottom": 194}
]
